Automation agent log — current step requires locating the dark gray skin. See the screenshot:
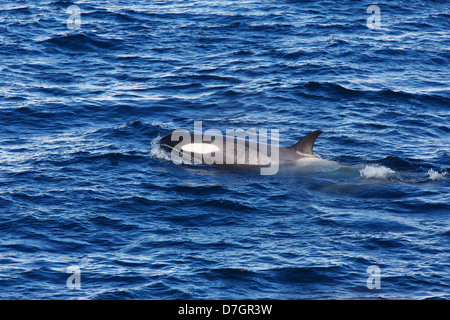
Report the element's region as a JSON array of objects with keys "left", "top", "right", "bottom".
[{"left": 159, "top": 130, "right": 323, "bottom": 171}]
